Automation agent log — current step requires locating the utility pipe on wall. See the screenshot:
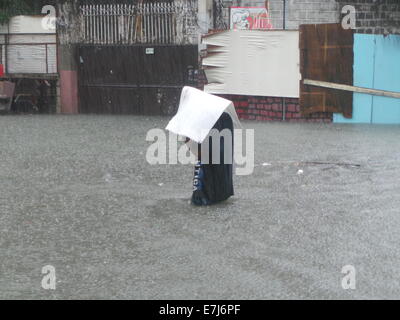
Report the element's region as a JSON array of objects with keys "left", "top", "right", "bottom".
[{"left": 283, "top": 0, "right": 286, "bottom": 30}]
